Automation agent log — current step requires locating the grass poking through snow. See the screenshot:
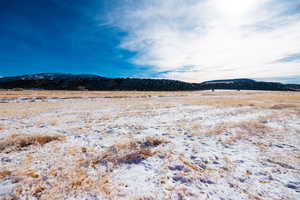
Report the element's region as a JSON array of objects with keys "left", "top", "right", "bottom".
[{"left": 0, "top": 134, "right": 63, "bottom": 153}]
